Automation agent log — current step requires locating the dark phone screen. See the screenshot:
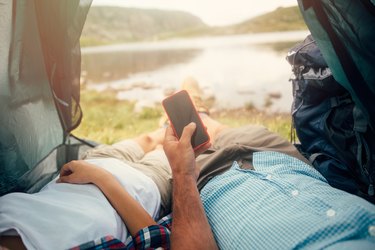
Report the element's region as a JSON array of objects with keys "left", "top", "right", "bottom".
[{"left": 162, "top": 90, "right": 209, "bottom": 149}]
